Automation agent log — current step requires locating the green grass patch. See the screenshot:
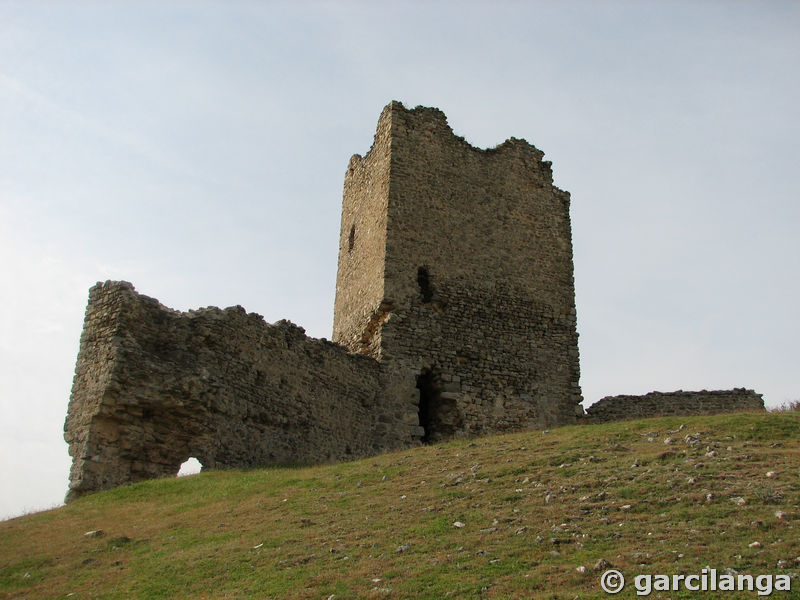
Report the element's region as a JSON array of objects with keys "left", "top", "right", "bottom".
[{"left": 2, "top": 412, "right": 799, "bottom": 599}]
